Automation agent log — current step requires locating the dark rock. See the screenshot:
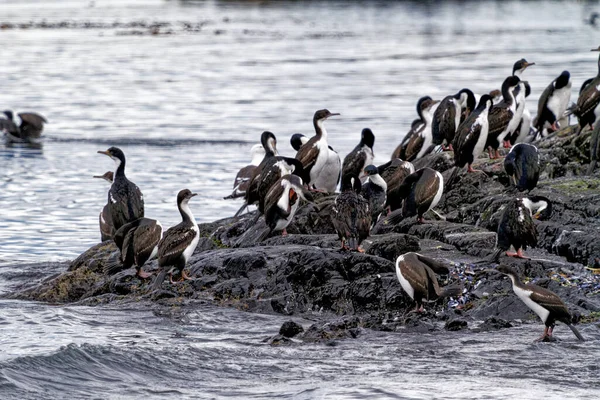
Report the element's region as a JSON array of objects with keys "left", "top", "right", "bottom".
[
  {"left": 301, "top": 317, "right": 362, "bottom": 342},
  {"left": 445, "top": 318, "right": 468, "bottom": 331},
  {"left": 279, "top": 321, "right": 304, "bottom": 338},
  {"left": 477, "top": 317, "right": 513, "bottom": 332},
  {"left": 363, "top": 233, "right": 420, "bottom": 262}
]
